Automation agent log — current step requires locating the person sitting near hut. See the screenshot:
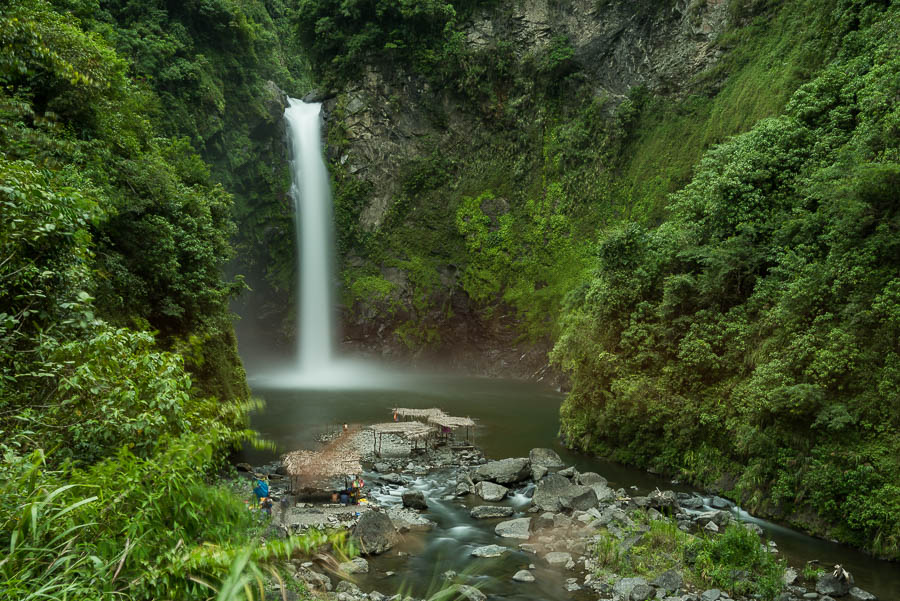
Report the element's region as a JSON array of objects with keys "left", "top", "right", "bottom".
[
  {"left": 350, "top": 474, "right": 365, "bottom": 504},
  {"left": 252, "top": 474, "right": 273, "bottom": 517}
]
